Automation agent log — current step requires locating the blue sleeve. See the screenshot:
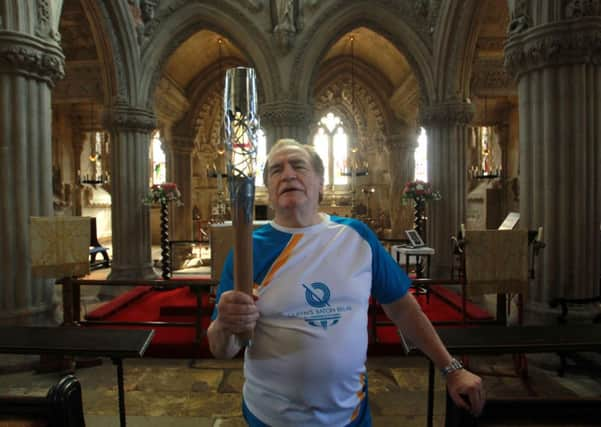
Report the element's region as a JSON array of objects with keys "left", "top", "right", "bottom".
[
  {"left": 370, "top": 235, "right": 411, "bottom": 304},
  {"left": 330, "top": 216, "right": 410, "bottom": 304},
  {"left": 211, "top": 249, "right": 234, "bottom": 320}
]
